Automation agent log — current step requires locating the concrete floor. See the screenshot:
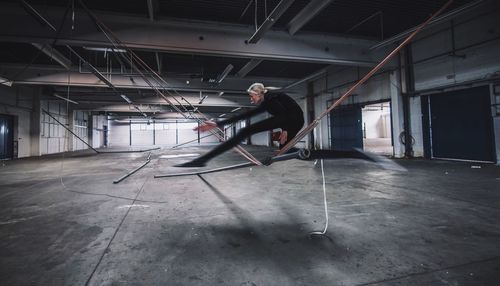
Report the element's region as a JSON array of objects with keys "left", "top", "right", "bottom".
[{"left": 0, "top": 145, "right": 499, "bottom": 286}]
